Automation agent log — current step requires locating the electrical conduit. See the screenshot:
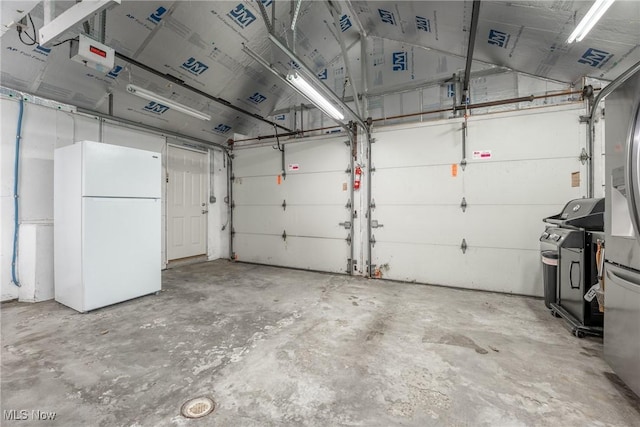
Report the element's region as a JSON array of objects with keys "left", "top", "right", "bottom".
[{"left": 11, "top": 99, "right": 24, "bottom": 287}]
